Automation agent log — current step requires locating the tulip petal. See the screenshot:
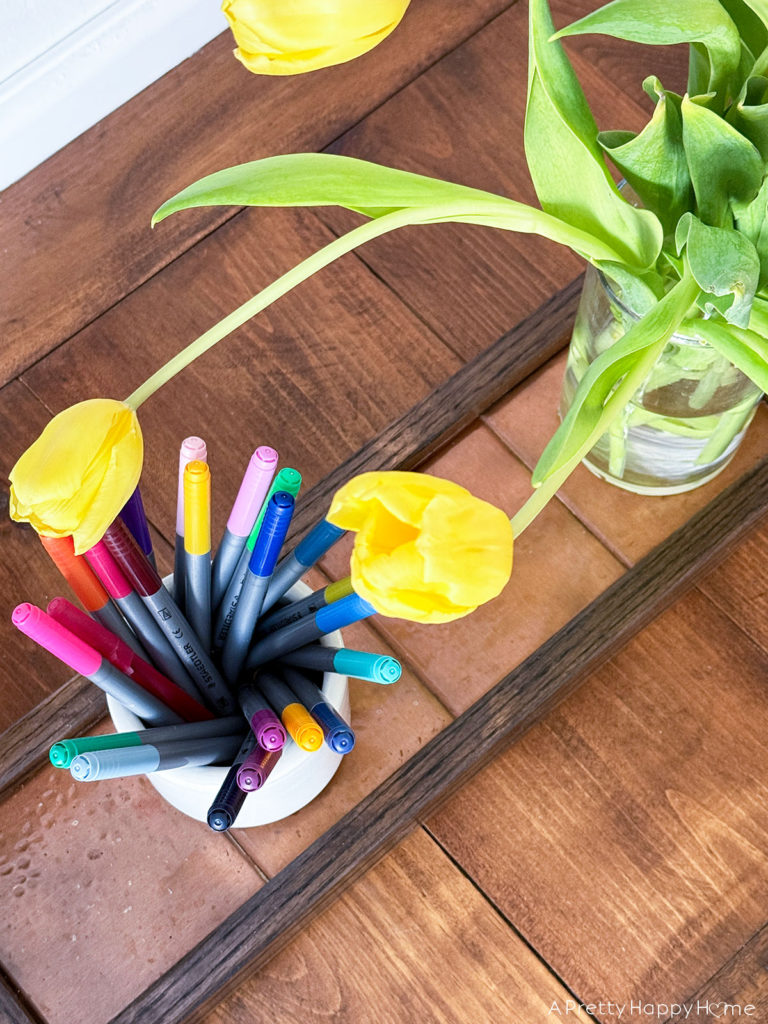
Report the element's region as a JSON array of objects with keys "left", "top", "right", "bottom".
[
  {"left": 9, "top": 399, "right": 143, "bottom": 554},
  {"left": 328, "top": 470, "right": 513, "bottom": 623}
]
